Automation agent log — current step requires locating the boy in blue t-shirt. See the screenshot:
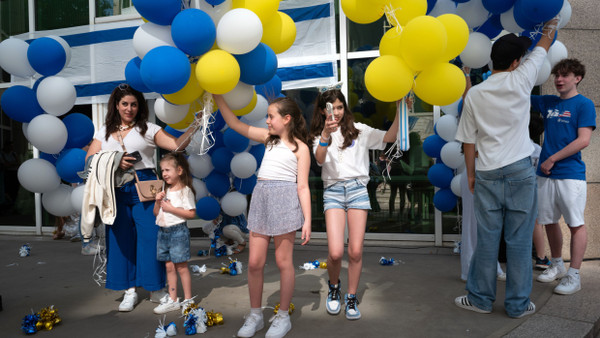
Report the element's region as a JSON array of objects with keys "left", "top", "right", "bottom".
[{"left": 530, "top": 58, "right": 596, "bottom": 295}]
